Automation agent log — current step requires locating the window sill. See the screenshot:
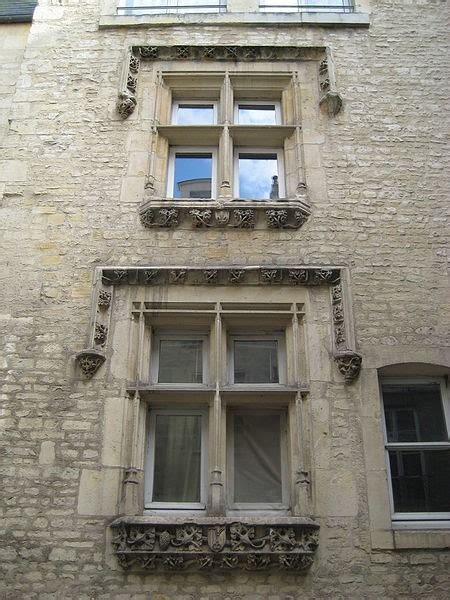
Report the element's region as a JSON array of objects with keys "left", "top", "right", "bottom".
[
  {"left": 100, "top": 12, "right": 370, "bottom": 29},
  {"left": 139, "top": 198, "right": 311, "bottom": 230},
  {"left": 110, "top": 515, "right": 320, "bottom": 571}
]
